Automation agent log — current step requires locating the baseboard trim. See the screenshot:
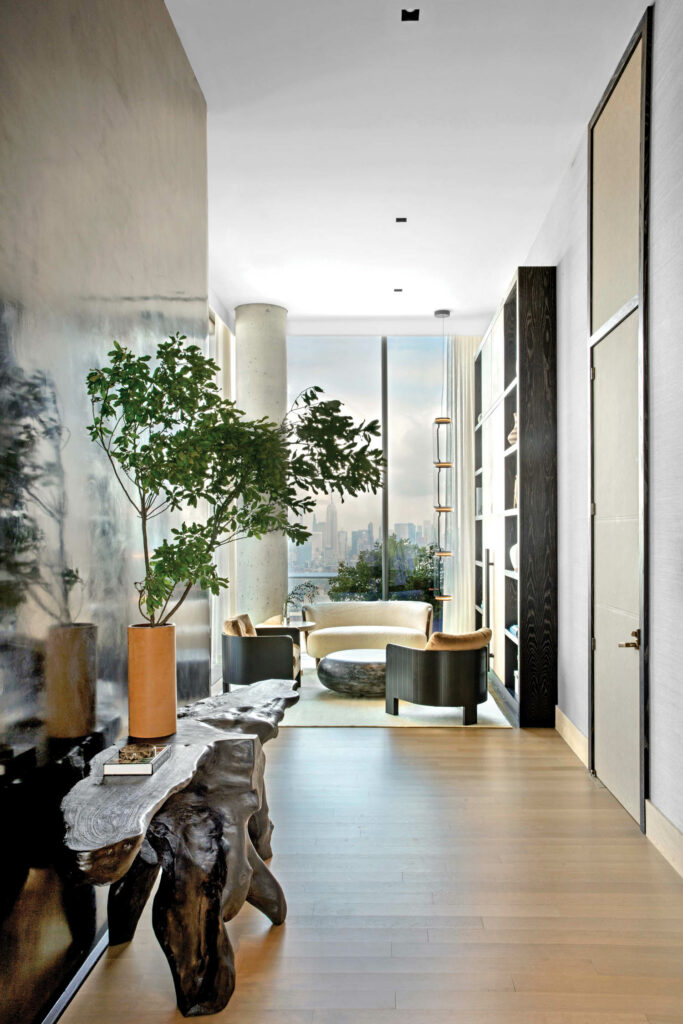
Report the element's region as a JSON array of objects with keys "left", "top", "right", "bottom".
[
  {"left": 646, "top": 800, "right": 683, "bottom": 880},
  {"left": 555, "top": 706, "right": 589, "bottom": 767}
]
